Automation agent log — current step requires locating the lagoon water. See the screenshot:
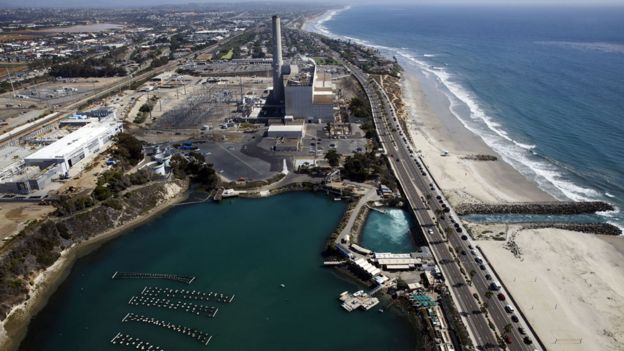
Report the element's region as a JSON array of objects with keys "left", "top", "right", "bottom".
[
  {"left": 360, "top": 209, "right": 416, "bottom": 253},
  {"left": 19, "top": 193, "right": 418, "bottom": 351}
]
